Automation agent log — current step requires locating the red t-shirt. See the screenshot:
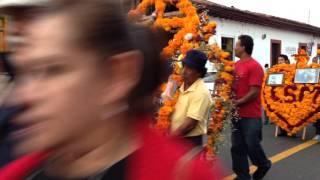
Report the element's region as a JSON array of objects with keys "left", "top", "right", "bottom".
[{"left": 234, "top": 58, "right": 264, "bottom": 118}]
